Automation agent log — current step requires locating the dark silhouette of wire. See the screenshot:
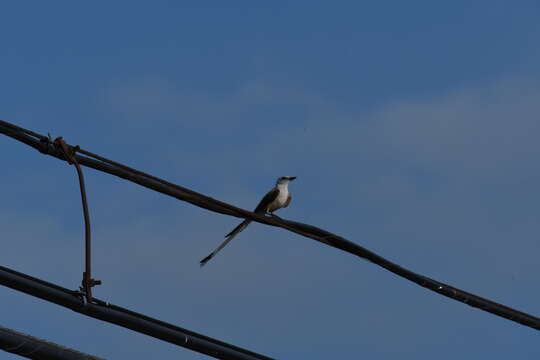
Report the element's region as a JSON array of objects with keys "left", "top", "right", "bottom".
[
  {"left": 0, "top": 324, "right": 106, "bottom": 360},
  {"left": 1, "top": 119, "right": 539, "bottom": 336},
  {"left": 0, "top": 265, "right": 272, "bottom": 360}
]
